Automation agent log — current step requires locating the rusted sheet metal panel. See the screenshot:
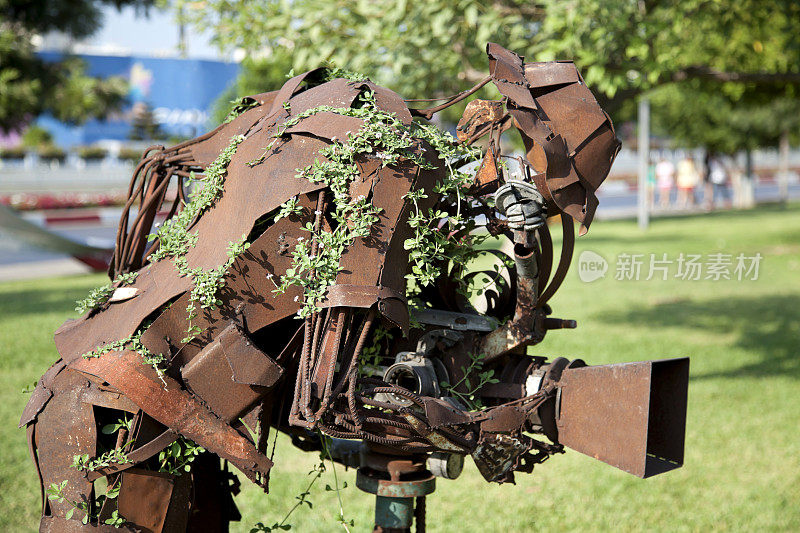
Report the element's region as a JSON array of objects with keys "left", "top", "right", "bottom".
[
  {"left": 284, "top": 111, "right": 365, "bottom": 140},
  {"left": 116, "top": 468, "right": 188, "bottom": 533},
  {"left": 524, "top": 61, "right": 581, "bottom": 88},
  {"left": 32, "top": 370, "right": 97, "bottom": 521},
  {"left": 456, "top": 99, "right": 505, "bottom": 142},
  {"left": 486, "top": 42, "right": 620, "bottom": 232},
  {"left": 79, "top": 382, "right": 140, "bottom": 414},
  {"left": 286, "top": 77, "right": 364, "bottom": 115},
  {"left": 55, "top": 122, "right": 332, "bottom": 361},
  {"left": 19, "top": 359, "right": 66, "bottom": 427},
  {"left": 223, "top": 325, "right": 284, "bottom": 387},
  {"left": 319, "top": 285, "right": 408, "bottom": 332},
  {"left": 70, "top": 350, "right": 273, "bottom": 486},
  {"left": 187, "top": 103, "right": 269, "bottom": 167},
  {"left": 373, "top": 144, "right": 446, "bottom": 294},
  {"left": 140, "top": 196, "right": 316, "bottom": 367},
  {"left": 556, "top": 358, "right": 689, "bottom": 478},
  {"left": 182, "top": 323, "right": 282, "bottom": 422},
  {"left": 335, "top": 157, "right": 424, "bottom": 290}
]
